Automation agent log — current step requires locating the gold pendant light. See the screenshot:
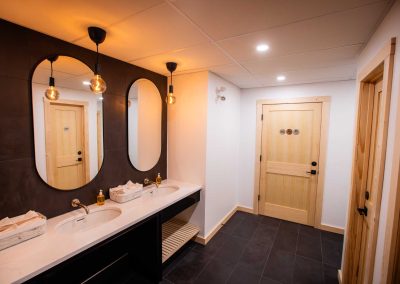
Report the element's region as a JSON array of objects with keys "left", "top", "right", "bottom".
[
  {"left": 45, "top": 55, "right": 60, "bottom": 100},
  {"left": 166, "top": 62, "right": 177, "bottom": 104},
  {"left": 88, "top": 27, "right": 107, "bottom": 94}
]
